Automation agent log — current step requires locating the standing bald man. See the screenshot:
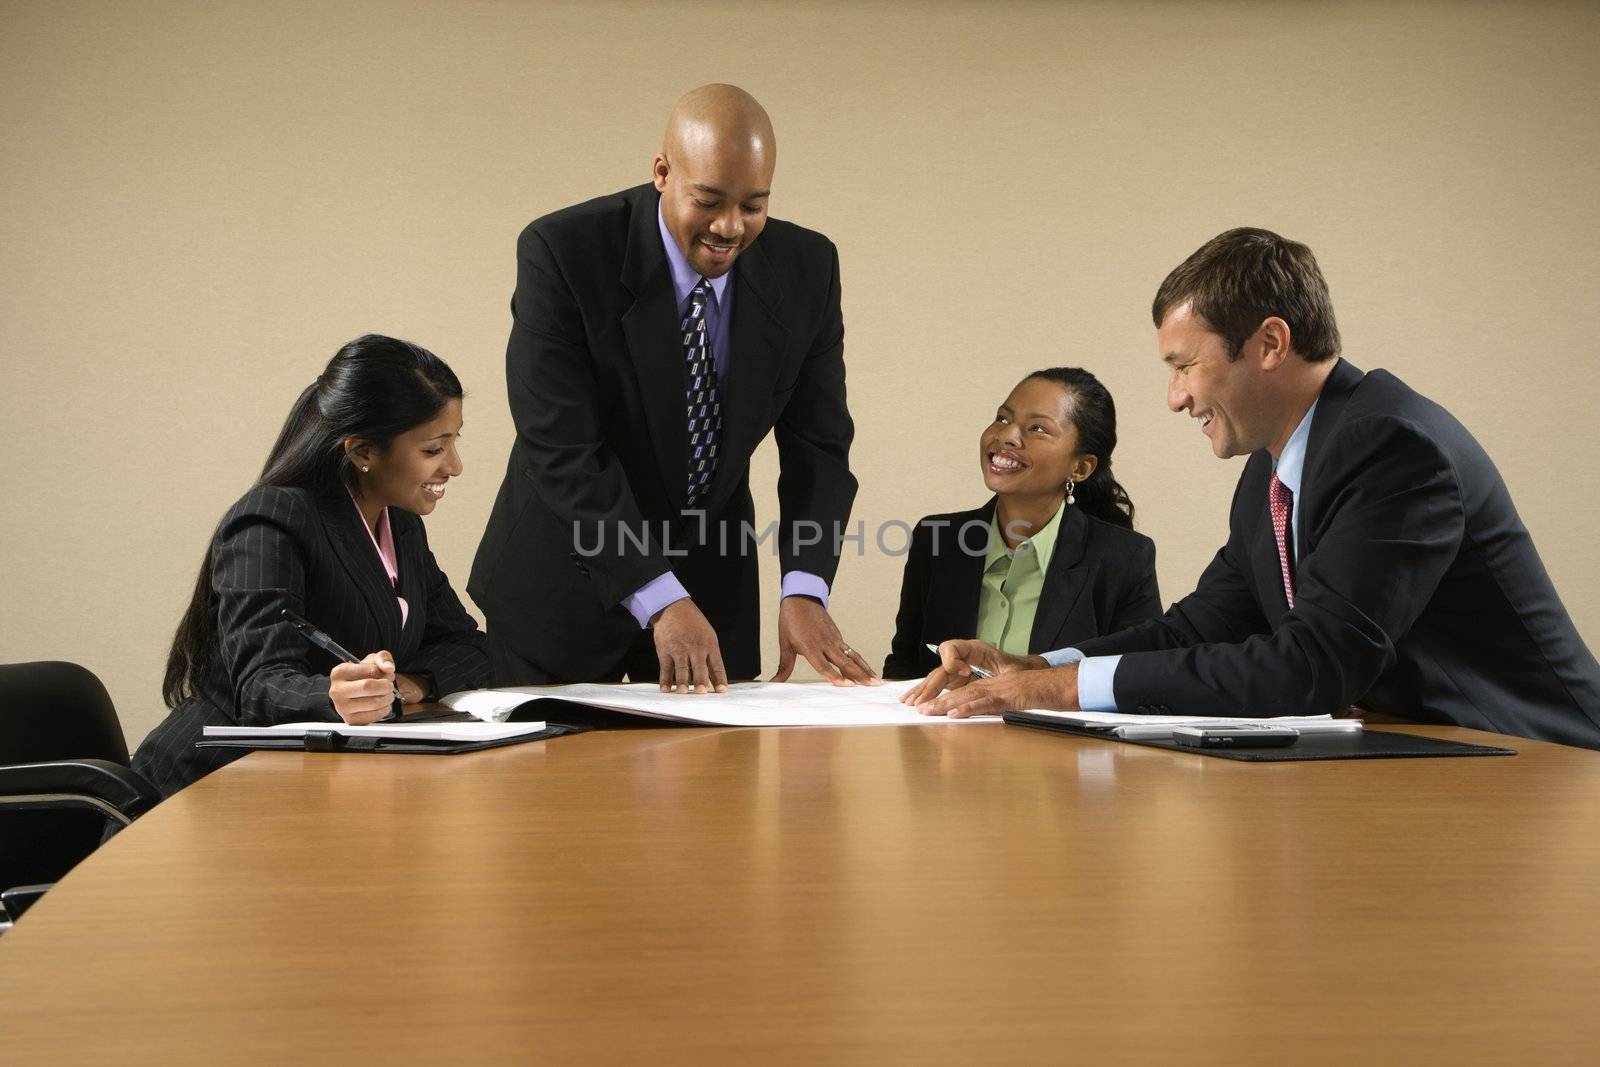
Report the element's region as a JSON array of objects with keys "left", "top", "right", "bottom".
[{"left": 471, "top": 85, "right": 877, "bottom": 691}]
